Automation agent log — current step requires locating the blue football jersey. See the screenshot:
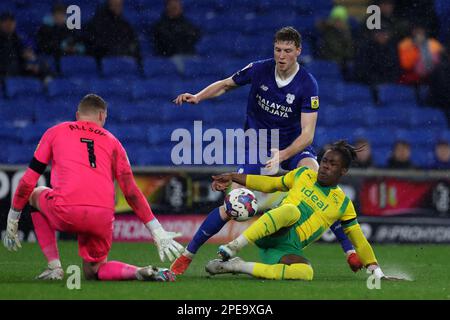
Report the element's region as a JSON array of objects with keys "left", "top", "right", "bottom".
[{"left": 232, "top": 58, "right": 319, "bottom": 150}]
